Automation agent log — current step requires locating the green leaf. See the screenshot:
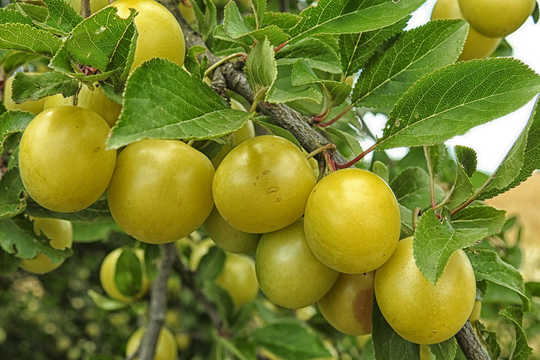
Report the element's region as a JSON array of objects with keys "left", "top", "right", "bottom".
[
  {"left": 12, "top": 71, "right": 79, "bottom": 102},
  {"left": 0, "top": 23, "right": 61, "bottom": 56},
  {"left": 73, "top": 218, "right": 119, "bottom": 243},
  {"left": 192, "top": 0, "right": 217, "bottom": 41},
  {"left": 202, "top": 281, "right": 235, "bottom": 323},
  {"left": 499, "top": 306, "right": 533, "bottom": 360},
  {"left": 454, "top": 145, "right": 477, "bottom": 177},
  {"left": 288, "top": 0, "right": 425, "bottom": 44},
  {"left": 451, "top": 205, "right": 506, "bottom": 238},
  {"left": 39, "top": 0, "right": 83, "bottom": 35},
  {"left": 195, "top": 246, "right": 226, "bottom": 285},
  {"left": 372, "top": 302, "right": 419, "bottom": 360},
  {"left": 50, "top": 7, "right": 137, "bottom": 82},
  {"left": 0, "top": 50, "right": 43, "bottom": 75},
  {"left": 399, "top": 204, "right": 414, "bottom": 238},
  {"left": 0, "top": 111, "right": 33, "bottom": 153},
  {"left": 0, "top": 169, "right": 26, "bottom": 219},
  {"left": 474, "top": 321, "right": 501, "bottom": 359},
  {"left": 0, "top": 217, "right": 70, "bottom": 263},
  {"left": 10, "top": 3, "right": 49, "bottom": 23},
  {"left": 250, "top": 0, "right": 266, "bottom": 29},
  {"left": 26, "top": 198, "right": 112, "bottom": 221},
  {"left": 467, "top": 247, "right": 528, "bottom": 306},
  {"left": 246, "top": 37, "right": 277, "bottom": 97},
  {"left": 250, "top": 321, "right": 331, "bottom": 360},
  {"left": 414, "top": 205, "right": 505, "bottom": 284},
  {"left": 390, "top": 167, "right": 444, "bottom": 210},
  {"left": 324, "top": 127, "right": 362, "bottom": 161},
  {"left": 478, "top": 97, "right": 540, "bottom": 200},
  {"left": 491, "top": 38, "right": 513, "bottom": 58},
  {"left": 445, "top": 164, "right": 474, "bottom": 210},
  {"left": 114, "top": 248, "right": 143, "bottom": 297},
  {"left": 88, "top": 289, "right": 128, "bottom": 311},
  {"left": 0, "top": 8, "right": 33, "bottom": 25},
  {"left": 223, "top": 1, "right": 251, "bottom": 38},
  {"left": 0, "top": 250, "right": 19, "bottom": 274},
  {"left": 254, "top": 118, "right": 301, "bottom": 147},
  {"left": 266, "top": 64, "right": 323, "bottom": 104},
  {"left": 353, "top": 20, "right": 467, "bottom": 113},
  {"left": 323, "top": 80, "right": 352, "bottom": 107},
  {"left": 340, "top": 17, "right": 407, "bottom": 77},
  {"left": 430, "top": 338, "right": 457, "bottom": 360},
  {"left": 277, "top": 37, "right": 341, "bottom": 74},
  {"left": 381, "top": 58, "right": 540, "bottom": 149},
  {"left": 107, "top": 59, "right": 250, "bottom": 149},
  {"left": 372, "top": 161, "right": 389, "bottom": 183},
  {"left": 184, "top": 45, "right": 207, "bottom": 80}
]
